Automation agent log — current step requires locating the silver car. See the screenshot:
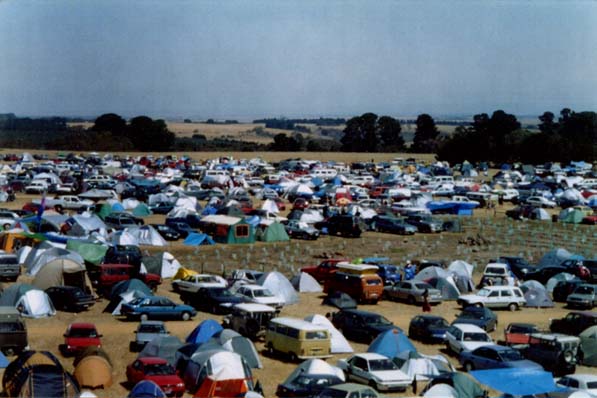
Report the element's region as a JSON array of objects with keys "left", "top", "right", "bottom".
[{"left": 383, "top": 281, "right": 442, "bottom": 305}]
